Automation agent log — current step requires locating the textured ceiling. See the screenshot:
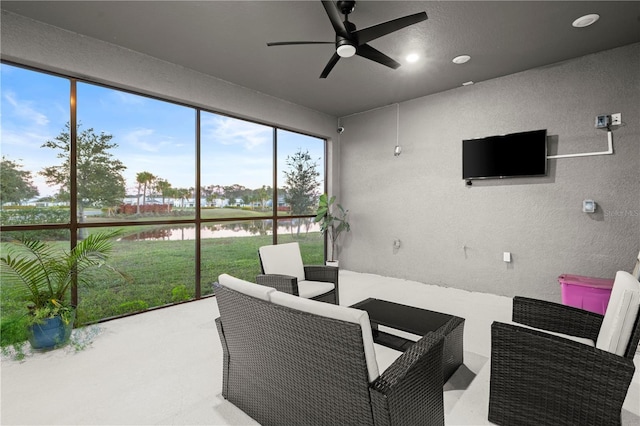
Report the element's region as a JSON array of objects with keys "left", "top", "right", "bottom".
[{"left": 2, "top": 1, "right": 639, "bottom": 117}]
